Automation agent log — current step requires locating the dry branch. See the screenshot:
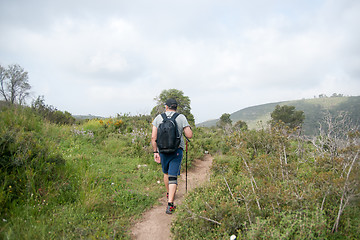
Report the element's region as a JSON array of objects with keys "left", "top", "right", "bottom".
[
  {"left": 238, "top": 190, "right": 252, "bottom": 225},
  {"left": 332, "top": 150, "right": 359, "bottom": 232},
  {"left": 223, "top": 176, "right": 236, "bottom": 202},
  {"left": 241, "top": 156, "right": 262, "bottom": 210},
  {"left": 187, "top": 210, "right": 222, "bottom": 225}
]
